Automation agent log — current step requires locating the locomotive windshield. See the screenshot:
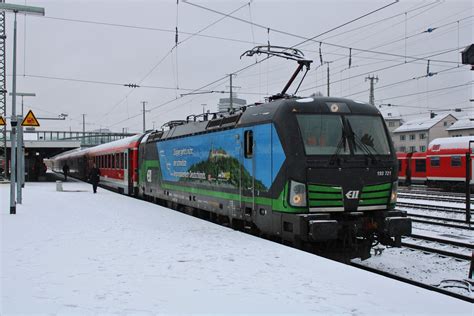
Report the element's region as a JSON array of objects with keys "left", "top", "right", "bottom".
[
  {"left": 297, "top": 114, "right": 391, "bottom": 156},
  {"left": 345, "top": 115, "right": 391, "bottom": 155},
  {"left": 297, "top": 115, "right": 349, "bottom": 155}
]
